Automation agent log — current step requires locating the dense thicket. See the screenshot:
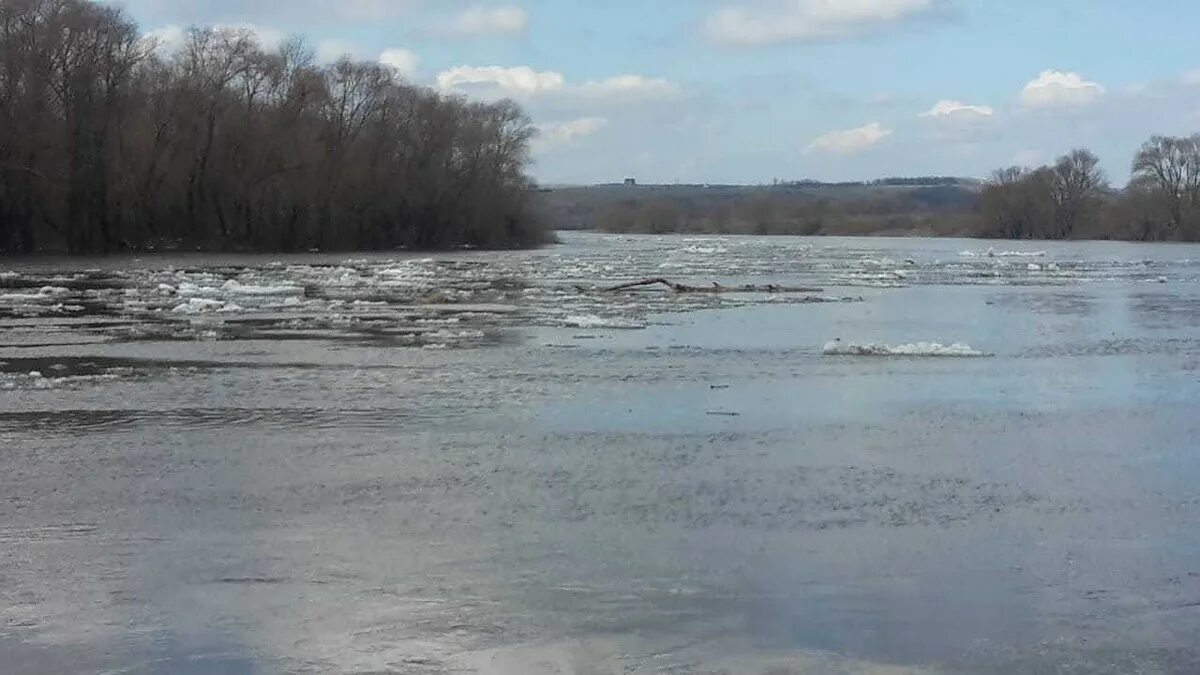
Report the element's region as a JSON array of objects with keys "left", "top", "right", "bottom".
[{"left": 0, "top": 0, "right": 546, "bottom": 254}]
